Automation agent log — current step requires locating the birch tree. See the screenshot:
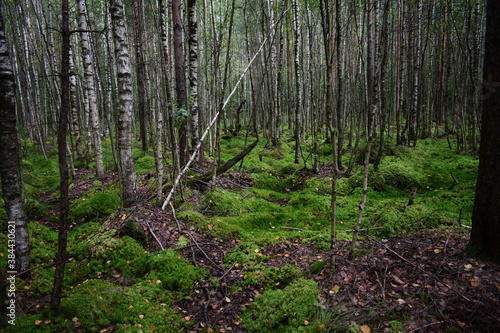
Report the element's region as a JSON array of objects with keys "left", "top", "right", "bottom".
[
  {"left": 292, "top": 0, "right": 302, "bottom": 164},
  {"left": 110, "top": 0, "right": 138, "bottom": 207},
  {"left": 77, "top": 0, "right": 104, "bottom": 177},
  {"left": 187, "top": 0, "right": 201, "bottom": 163},
  {"left": 0, "top": 2, "right": 30, "bottom": 275}
]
